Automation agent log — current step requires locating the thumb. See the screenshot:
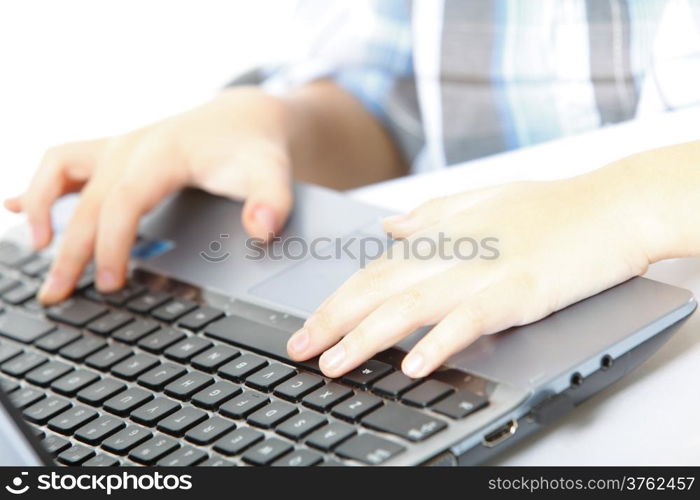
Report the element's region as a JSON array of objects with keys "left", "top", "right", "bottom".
[{"left": 241, "top": 162, "right": 294, "bottom": 241}]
